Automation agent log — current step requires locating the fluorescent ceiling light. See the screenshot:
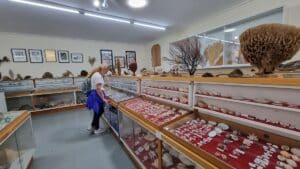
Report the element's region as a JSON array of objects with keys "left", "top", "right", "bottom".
[
  {"left": 127, "top": 0, "right": 148, "bottom": 8},
  {"left": 133, "top": 22, "right": 166, "bottom": 31},
  {"left": 9, "top": 0, "right": 79, "bottom": 14},
  {"left": 224, "top": 28, "right": 236, "bottom": 32},
  {"left": 84, "top": 12, "right": 130, "bottom": 24},
  {"left": 102, "top": 0, "right": 108, "bottom": 8},
  {"left": 93, "top": 0, "right": 100, "bottom": 7}
]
